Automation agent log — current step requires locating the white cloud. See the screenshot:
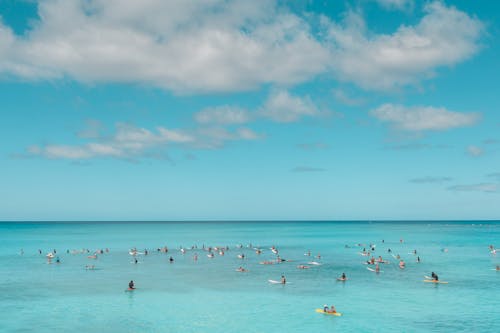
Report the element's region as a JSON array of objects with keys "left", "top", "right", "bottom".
[
  {"left": 467, "top": 145, "right": 483, "bottom": 157},
  {"left": 0, "top": 0, "right": 329, "bottom": 93},
  {"left": 375, "top": 0, "right": 414, "bottom": 11},
  {"left": 260, "top": 90, "right": 320, "bottom": 122},
  {"left": 371, "top": 103, "right": 479, "bottom": 132},
  {"left": 0, "top": 1, "right": 484, "bottom": 93},
  {"left": 448, "top": 183, "right": 498, "bottom": 193},
  {"left": 28, "top": 122, "right": 260, "bottom": 159},
  {"left": 323, "top": 2, "right": 484, "bottom": 91},
  {"left": 195, "top": 106, "right": 251, "bottom": 125}
]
